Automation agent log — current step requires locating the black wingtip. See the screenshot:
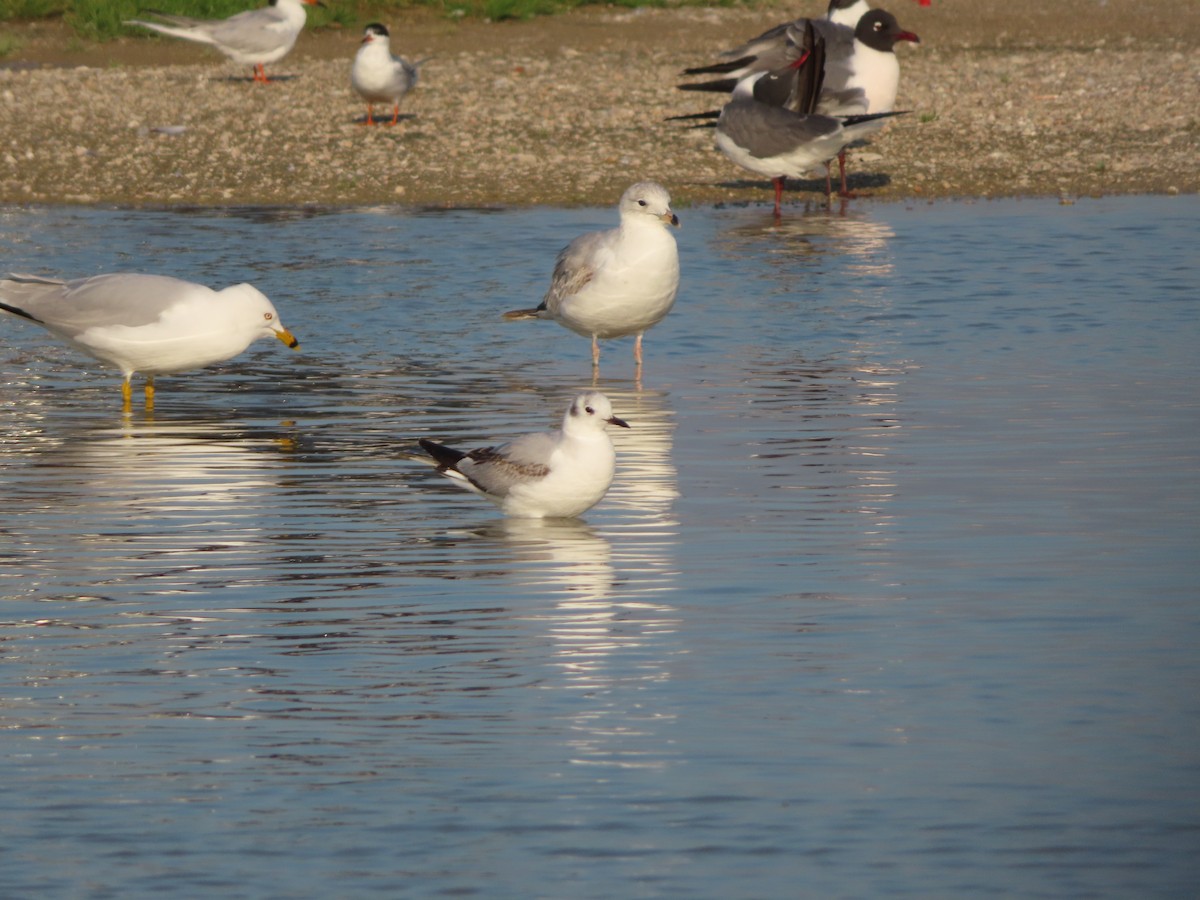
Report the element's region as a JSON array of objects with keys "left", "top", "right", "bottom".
[
  {"left": 0, "top": 300, "right": 45, "bottom": 324},
  {"left": 665, "top": 109, "right": 721, "bottom": 123},
  {"left": 841, "top": 110, "right": 910, "bottom": 127},
  {"left": 677, "top": 78, "right": 739, "bottom": 94},
  {"left": 419, "top": 438, "right": 467, "bottom": 471}
]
